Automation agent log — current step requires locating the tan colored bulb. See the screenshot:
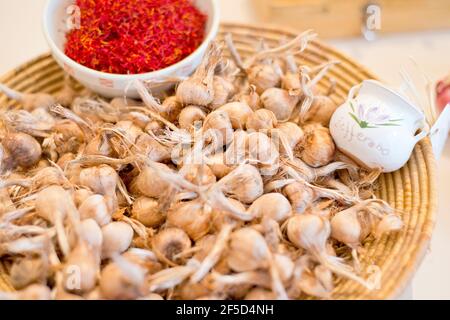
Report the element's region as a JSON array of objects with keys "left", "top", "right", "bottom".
[
  {"left": 304, "top": 95, "right": 337, "bottom": 126},
  {"left": 247, "top": 132, "right": 279, "bottom": 165},
  {"left": 178, "top": 106, "right": 206, "bottom": 130},
  {"left": 299, "top": 124, "right": 335, "bottom": 168},
  {"left": 331, "top": 209, "right": 365, "bottom": 247},
  {"left": 178, "top": 280, "right": 212, "bottom": 300},
  {"left": 79, "top": 194, "right": 111, "bottom": 226},
  {"left": 73, "top": 188, "right": 94, "bottom": 208},
  {"left": 246, "top": 109, "right": 278, "bottom": 132},
  {"left": 220, "top": 164, "right": 264, "bottom": 204},
  {"left": 63, "top": 241, "right": 99, "bottom": 294},
  {"left": 99, "top": 254, "right": 147, "bottom": 300},
  {"left": 129, "top": 163, "right": 172, "bottom": 198},
  {"left": 227, "top": 228, "right": 270, "bottom": 272},
  {"left": 206, "top": 152, "right": 233, "bottom": 179},
  {"left": 203, "top": 110, "right": 234, "bottom": 146},
  {"left": 182, "top": 164, "right": 216, "bottom": 186},
  {"left": 162, "top": 96, "right": 183, "bottom": 122},
  {"left": 176, "top": 42, "right": 222, "bottom": 106},
  {"left": 248, "top": 193, "right": 292, "bottom": 222},
  {"left": 274, "top": 253, "right": 294, "bottom": 283},
  {"left": 114, "top": 120, "right": 143, "bottom": 145},
  {"left": 110, "top": 97, "right": 143, "bottom": 109},
  {"left": 152, "top": 228, "right": 192, "bottom": 266},
  {"left": 247, "top": 64, "right": 281, "bottom": 94},
  {"left": 101, "top": 222, "right": 134, "bottom": 259},
  {"left": 2, "top": 132, "right": 42, "bottom": 168},
  {"left": 9, "top": 257, "right": 48, "bottom": 290},
  {"left": 211, "top": 198, "right": 247, "bottom": 231},
  {"left": 56, "top": 152, "right": 75, "bottom": 169},
  {"left": 122, "top": 111, "right": 151, "bottom": 129},
  {"left": 283, "top": 182, "right": 315, "bottom": 214},
  {"left": 35, "top": 185, "right": 78, "bottom": 257},
  {"left": 261, "top": 88, "right": 299, "bottom": 121},
  {"left": 210, "top": 76, "right": 236, "bottom": 110},
  {"left": 167, "top": 199, "right": 212, "bottom": 241},
  {"left": 276, "top": 122, "right": 304, "bottom": 149},
  {"left": 0, "top": 284, "right": 52, "bottom": 300},
  {"left": 217, "top": 101, "right": 253, "bottom": 129},
  {"left": 131, "top": 196, "right": 165, "bottom": 228},
  {"left": 79, "top": 165, "right": 118, "bottom": 196},
  {"left": 237, "top": 85, "right": 262, "bottom": 111},
  {"left": 145, "top": 120, "right": 165, "bottom": 135},
  {"left": 132, "top": 133, "right": 171, "bottom": 163},
  {"left": 84, "top": 134, "right": 113, "bottom": 157},
  {"left": 53, "top": 120, "right": 85, "bottom": 154},
  {"left": 73, "top": 219, "right": 103, "bottom": 254},
  {"left": 287, "top": 214, "right": 374, "bottom": 289},
  {"left": 287, "top": 214, "right": 330, "bottom": 251}
]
